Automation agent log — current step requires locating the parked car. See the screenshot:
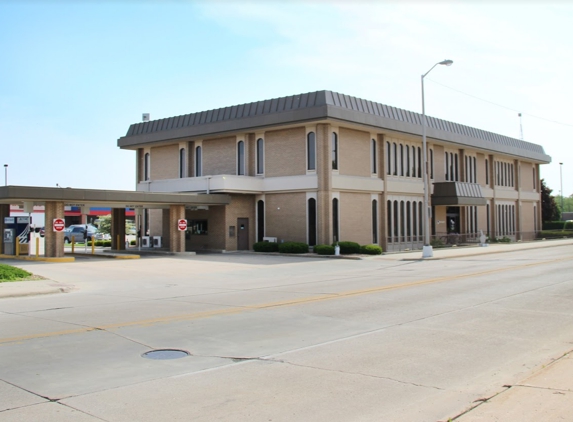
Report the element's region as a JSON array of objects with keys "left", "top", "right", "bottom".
[
  {"left": 63, "top": 225, "right": 98, "bottom": 243},
  {"left": 39, "top": 227, "right": 45, "bottom": 237},
  {"left": 94, "top": 232, "right": 111, "bottom": 241}
]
